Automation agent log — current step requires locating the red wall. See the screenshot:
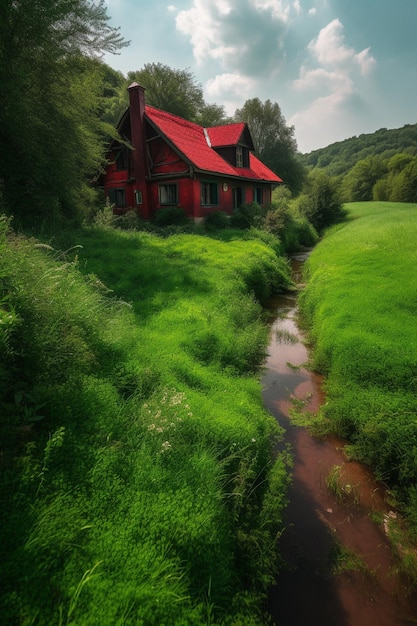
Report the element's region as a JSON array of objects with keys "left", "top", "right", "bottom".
[{"left": 104, "top": 150, "right": 273, "bottom": 220}]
